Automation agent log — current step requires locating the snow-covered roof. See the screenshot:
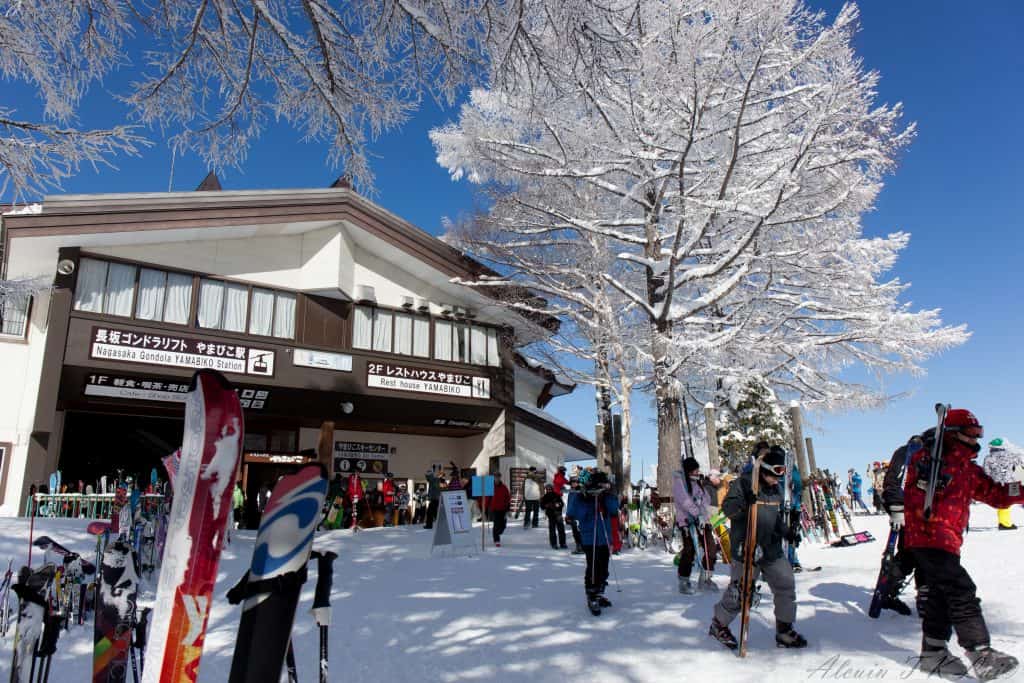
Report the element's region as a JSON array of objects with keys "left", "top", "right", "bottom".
[{"left": 514, "top": 400, "right": 594, "bottom": 453}]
